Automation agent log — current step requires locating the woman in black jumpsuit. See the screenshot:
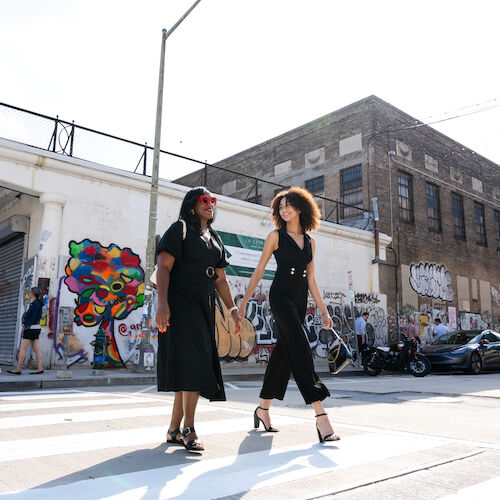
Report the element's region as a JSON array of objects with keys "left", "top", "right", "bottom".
[
  {"left": 156, "top": 187, "right": 242, "bottom": 452},
  {"left": 239, "top": 187, "right": 340, "bottom": 442}
]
